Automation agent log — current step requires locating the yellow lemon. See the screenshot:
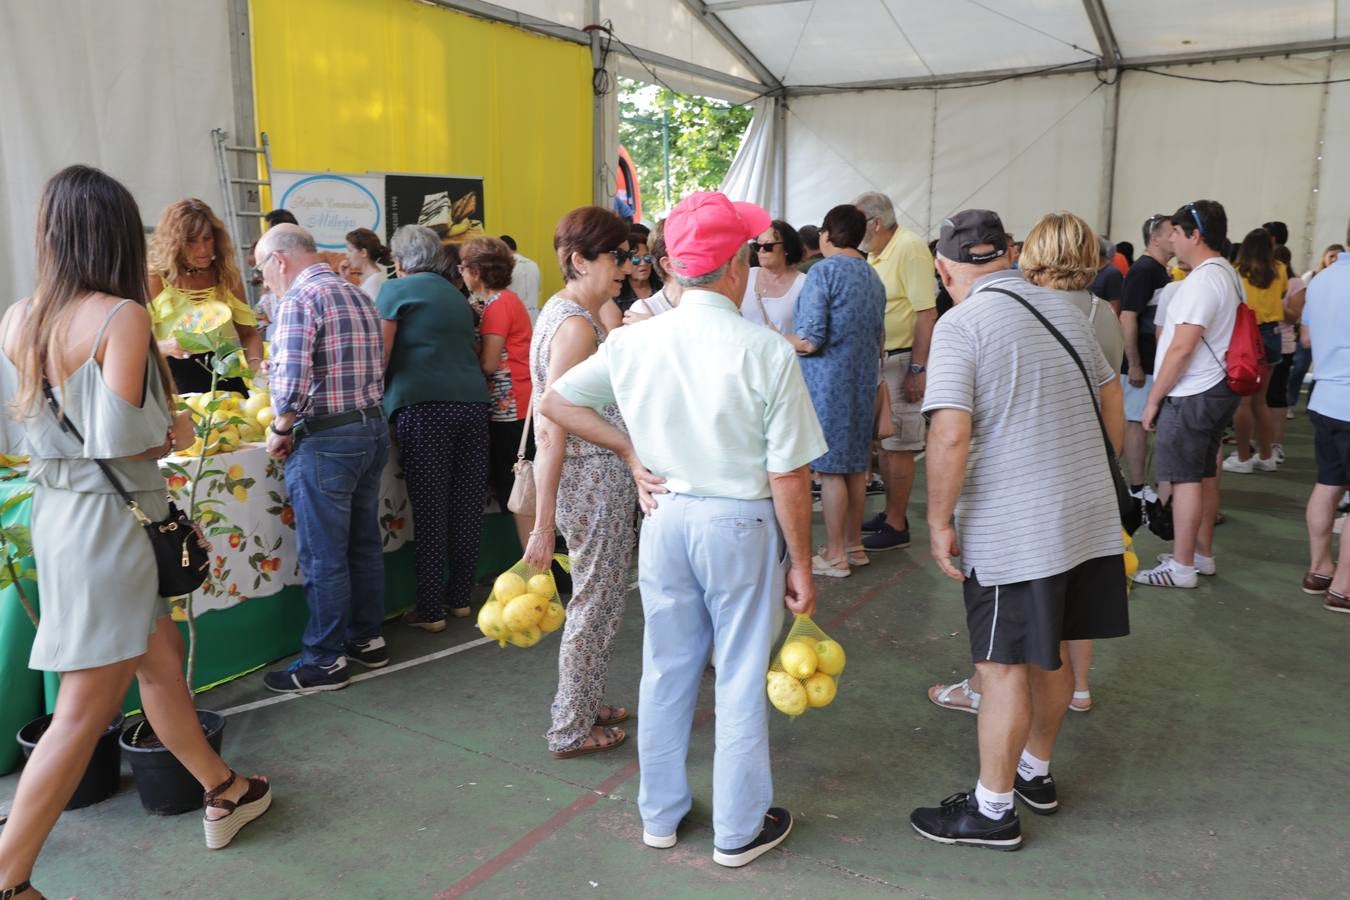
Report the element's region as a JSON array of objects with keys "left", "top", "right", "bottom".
[
  {"left": 779, "top": 641, "right": 818, "bottom": 679},
  {"left": 539, "top": 601, "right": 565, "bottom": 634},
  {"left": 242, "top": 393, "right": 269, "bottom": 419},
  {"left": 503, "top": 593, "right": 547, "bottom": 631},
  {"left": 477, "top": 601, "right": 509, "bottom": 641},
  {"left": 814, "top": 640, "right": 846, "bottom": 677},
  {"left": 507, "top": 625, "right": 542, "bottom": 648},
  {"left": 766, "top": 671, "right": 808, "bottom": 716},
  {"left": 803, "top": 672, "right": 837, "bottom": 708},
  {"left": 527, "top": 572, "right": 556, "bottom": 598},
  {"left": 255, "top": 407, "right": 275, "bottom": 429},
  {"left": 1124, "top": 550, "right": 1139, "bottom": 578},
  {"left": 493, "top": 571, "right": 527, "bottom": 603}
]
